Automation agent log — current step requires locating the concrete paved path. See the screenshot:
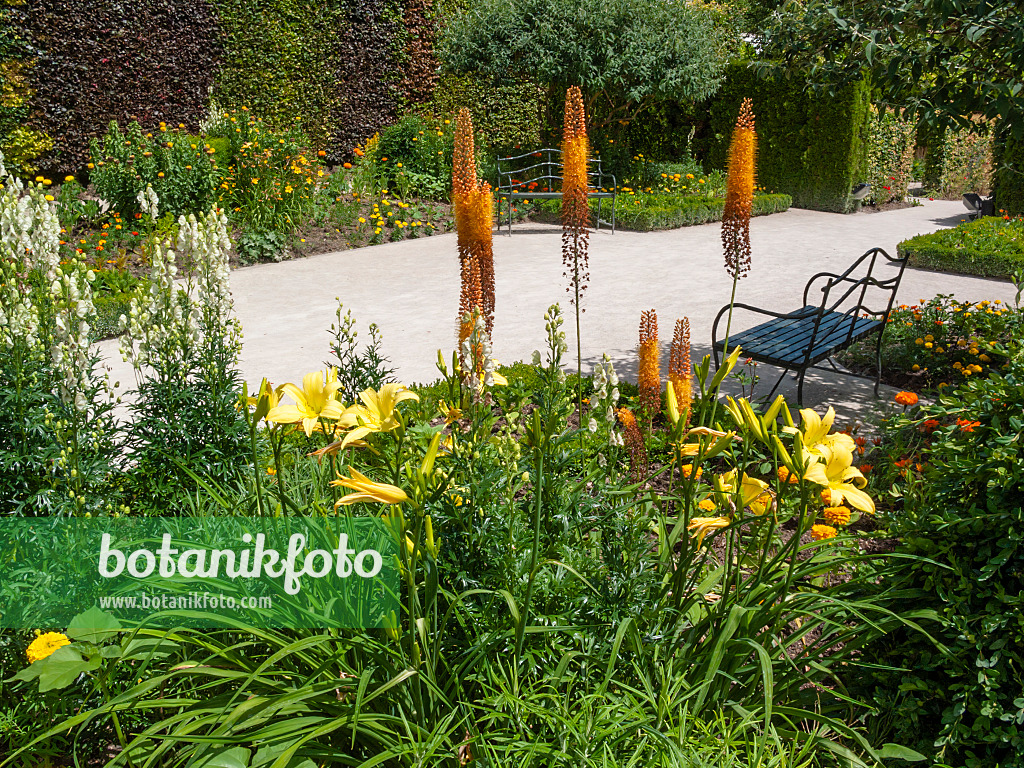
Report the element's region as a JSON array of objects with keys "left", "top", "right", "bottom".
[{"left": 98, "top": 199, "right": 1018, "bottom": 421}]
